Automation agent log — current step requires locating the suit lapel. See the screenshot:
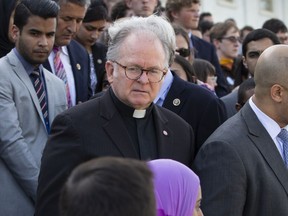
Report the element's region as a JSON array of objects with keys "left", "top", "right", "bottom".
[
  {"left": 153, "top": 106, "right": 175, "bottom": 158},
  {"left": 100, "top": 91, "right": 139, "bottom": 158},
  {"left": 8, "top": 51, "right": 45, "bottom": 126},
  {"left": 43, "top": 69, "right": 56, "bottom": 125},
  {"left": 243, "top": 104, "right": 288, "bottom": 195},
  {"left": 162, "top": 73, "right": 187, "bottom": 114}
]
